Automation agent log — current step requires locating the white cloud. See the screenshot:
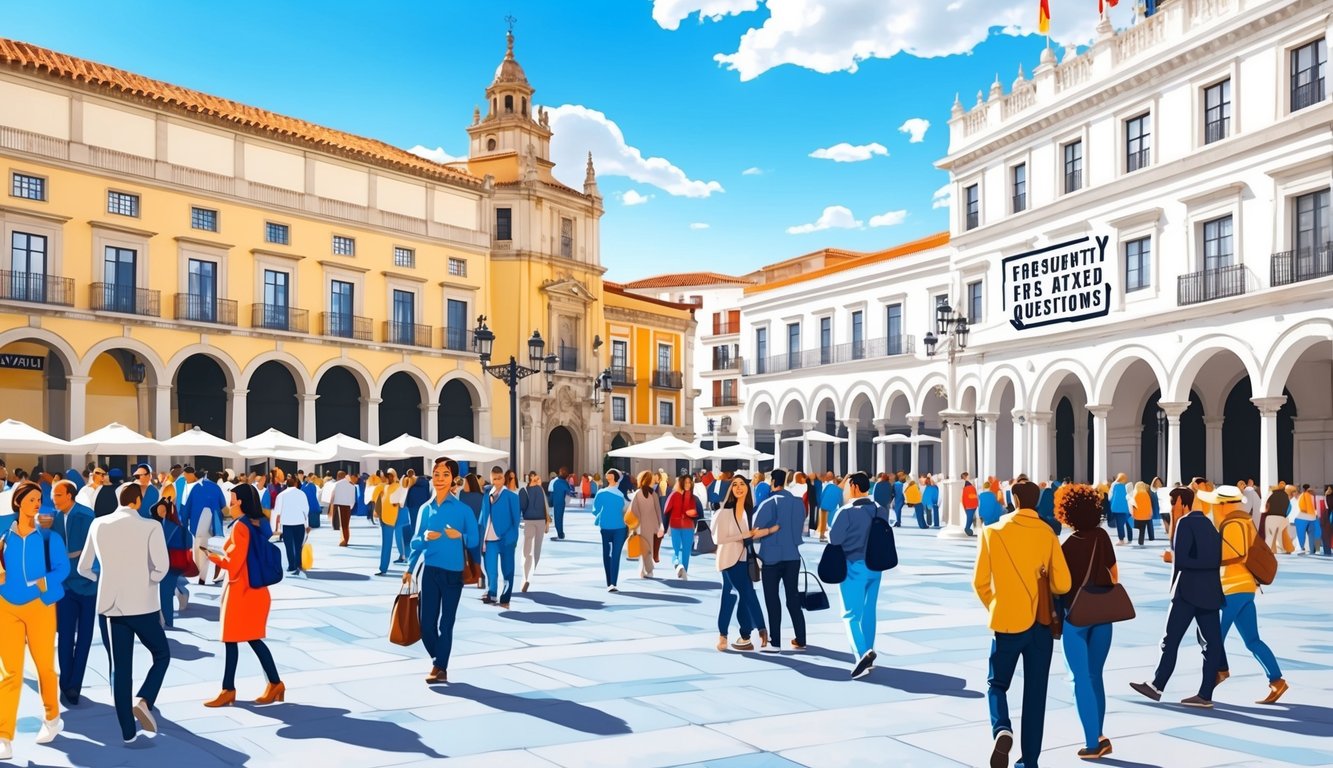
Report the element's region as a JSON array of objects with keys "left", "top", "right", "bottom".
[
  {"left": 932, "top": 184, "right": 952, "bottom": 210},
  {"left": 869, "top": 209, "right": 908, "bottom": 228},
  {"left": 407, "top": 145, "right": 465, "bottom": 164},
  {"left": 809, "top": 142, "right": 888, "bottom": 163},
  {"left": 786, "top": 205, "right": 862, "bottom": 235},
  {"left": 898, "top": 118, "right": 930, "bottom": 143},
  {"left": 652, "top": 0, "right": 759, "bottom": 31},
  {"left": 546, "top": 104, "right": 724, "bottom": 198},
  {"left": 621, "top": 190, "right": 653, "bottom": 206},
  {"left": 655, "top": 0, "right": 1139, "bottom": 81},
  {"left": 690, "top": 222, "right": 711, "bottom": 230},
  {"left": 742, "top": 167, "right": 764, "bottom": 175}
]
